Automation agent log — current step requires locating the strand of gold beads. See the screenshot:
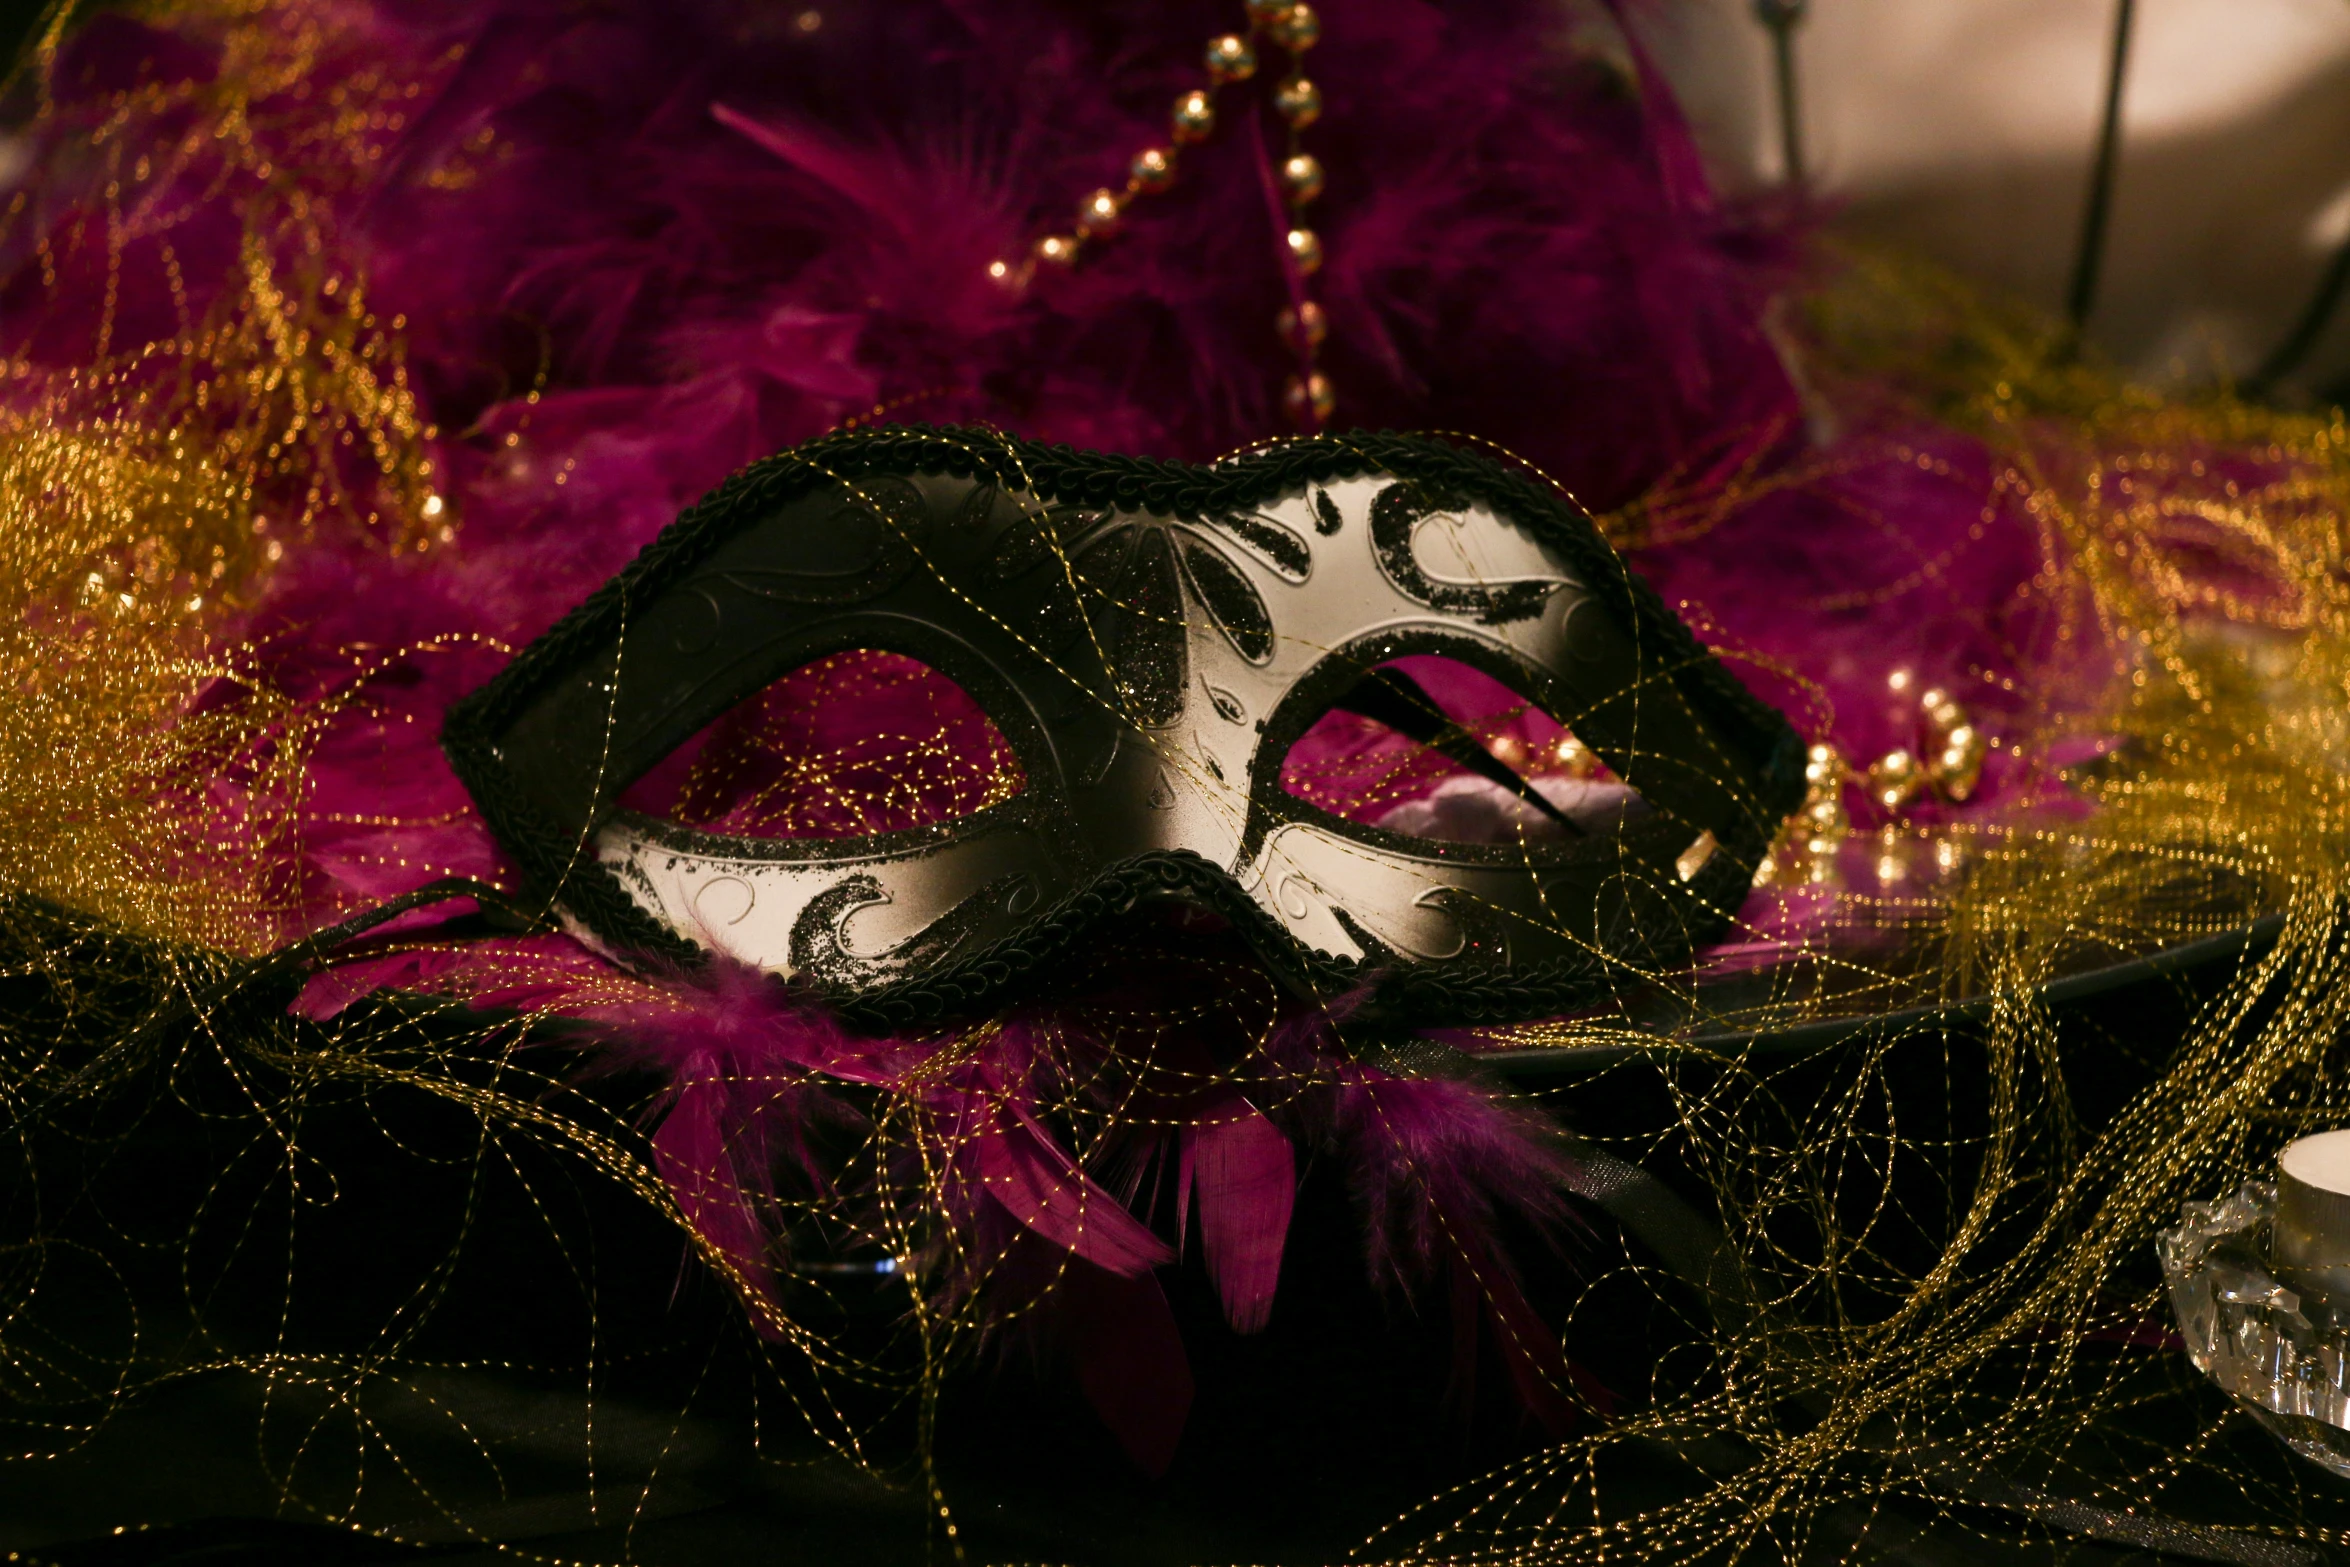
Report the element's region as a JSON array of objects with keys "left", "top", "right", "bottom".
[
  {"left": 1754, "top": 671, "right": 1993, "bottom": 888},
  {"left": 988, "top": 5, "right": 1334, "bottom": 429},
  {"left": 1259, "top": 0, "right": 1332, "bottom": 427}
]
